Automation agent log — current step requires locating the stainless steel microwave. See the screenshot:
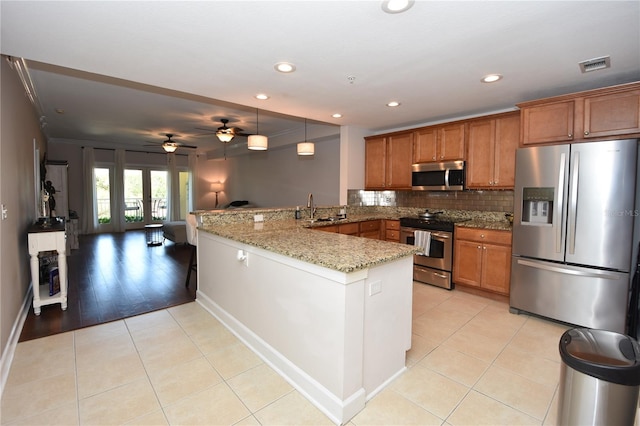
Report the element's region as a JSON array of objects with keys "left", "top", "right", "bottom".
[{"left": 411, "top": 161, "right": 465, "bottom": 191}]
